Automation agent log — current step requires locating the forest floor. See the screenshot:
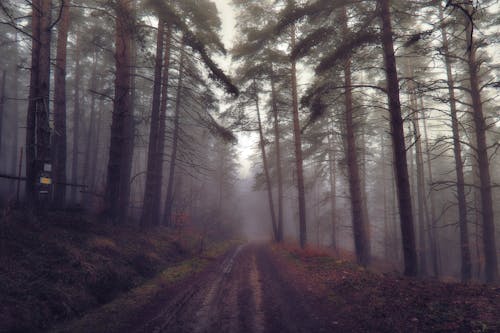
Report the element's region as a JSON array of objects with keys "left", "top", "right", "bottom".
[
  {"left": 62, "top": 242, "right": 498, "bottom": 333},
  {"left": 0, "top": 210, "right": 235, "bottom": 333},
  {"left": 1, "top": 213, "right": 499, "bottom": 333}
]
